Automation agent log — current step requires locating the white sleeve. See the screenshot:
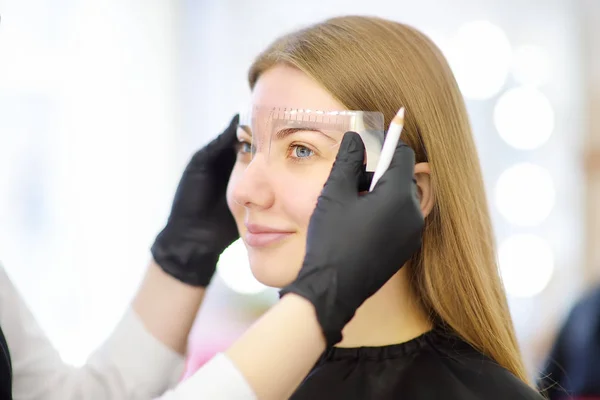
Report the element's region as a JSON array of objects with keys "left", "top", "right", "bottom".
[
  {"left": 0, "top": 264, "right": 186, "bottom": 399},
  {"left": 158, "top": 353, "right": 257, "bottom": 400}
]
